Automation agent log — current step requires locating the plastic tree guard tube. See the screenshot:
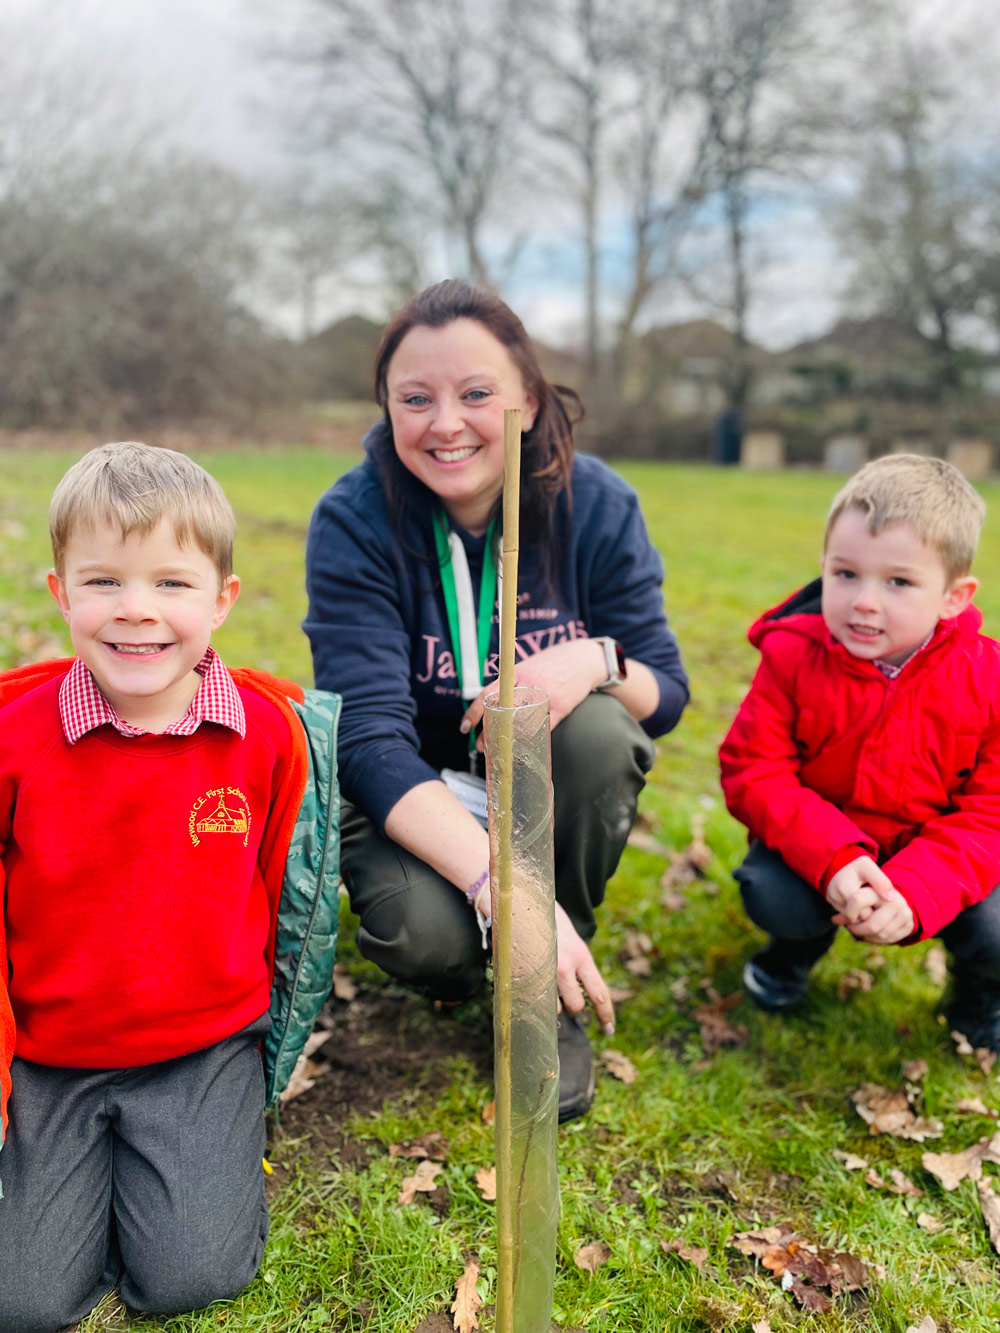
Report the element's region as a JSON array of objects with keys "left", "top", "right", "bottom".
[{"left": 485, "top": 683, "right": 559, "bottom": 1332}]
